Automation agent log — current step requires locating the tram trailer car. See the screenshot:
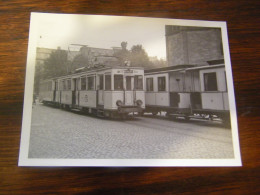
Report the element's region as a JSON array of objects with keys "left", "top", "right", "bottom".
[
  {"left": 39, "top": 66, "right": 145, "bottom": 118},
  {"left": 144, "top": 64, "right": 230, "bottom": 123},
  {"left": 39, "top": 79, "right": 56, "bottom": 104}
]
